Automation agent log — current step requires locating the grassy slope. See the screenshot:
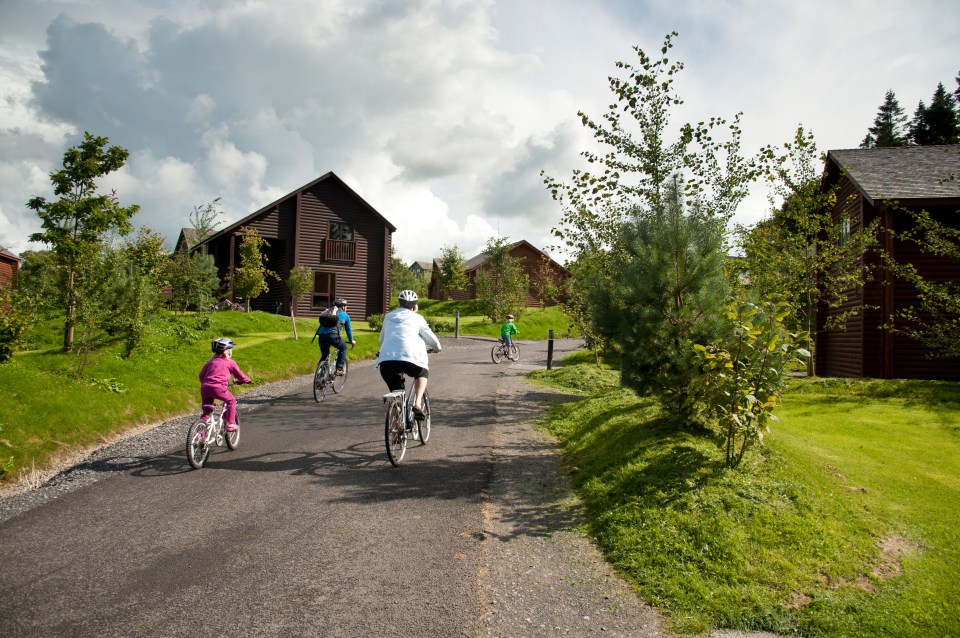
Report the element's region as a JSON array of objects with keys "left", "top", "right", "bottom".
[{"left": 531, "top": 359, "right": 960, "bottom": 637}]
